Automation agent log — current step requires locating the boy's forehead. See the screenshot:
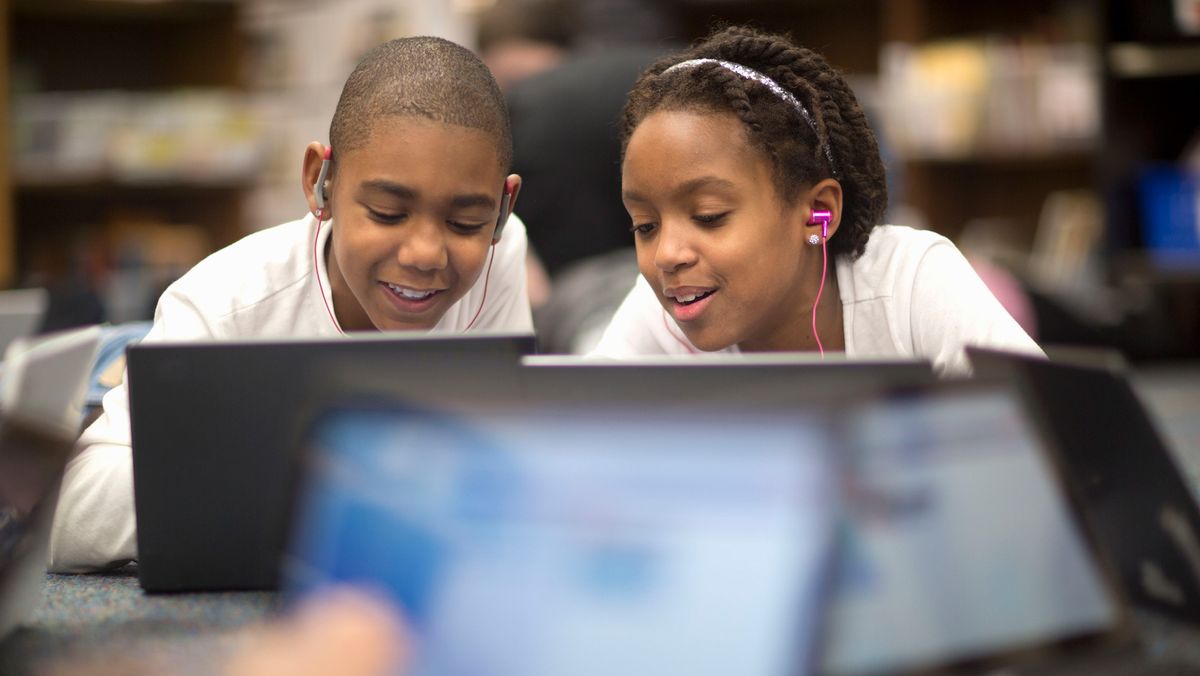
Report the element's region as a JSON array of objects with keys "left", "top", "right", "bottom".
[{"left": 341, "top": 115, "right": 507, "bottom": 171}]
